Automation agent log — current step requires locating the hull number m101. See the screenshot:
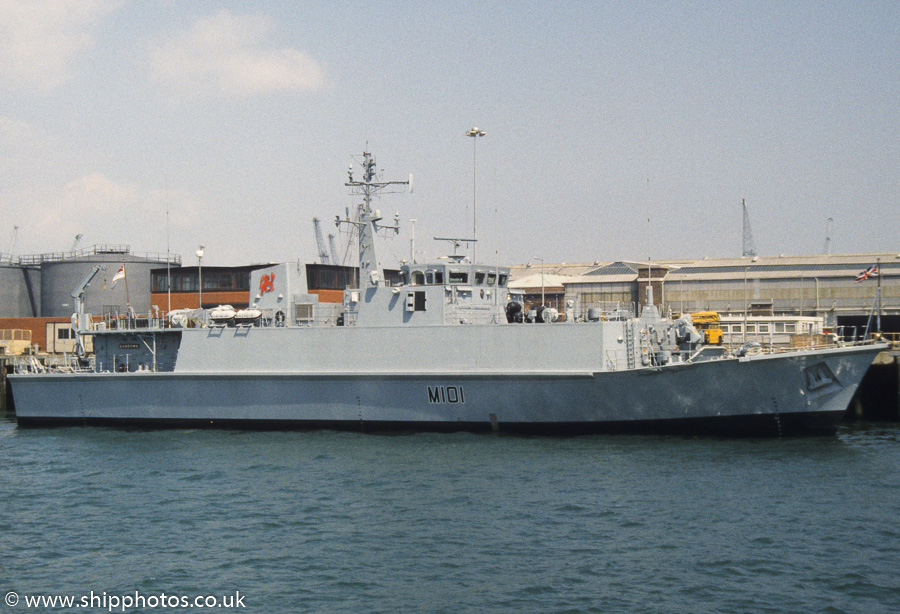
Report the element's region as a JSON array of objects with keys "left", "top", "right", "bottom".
[{"left": 428, "top": 386, "right": 465, "bottom": 404}]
